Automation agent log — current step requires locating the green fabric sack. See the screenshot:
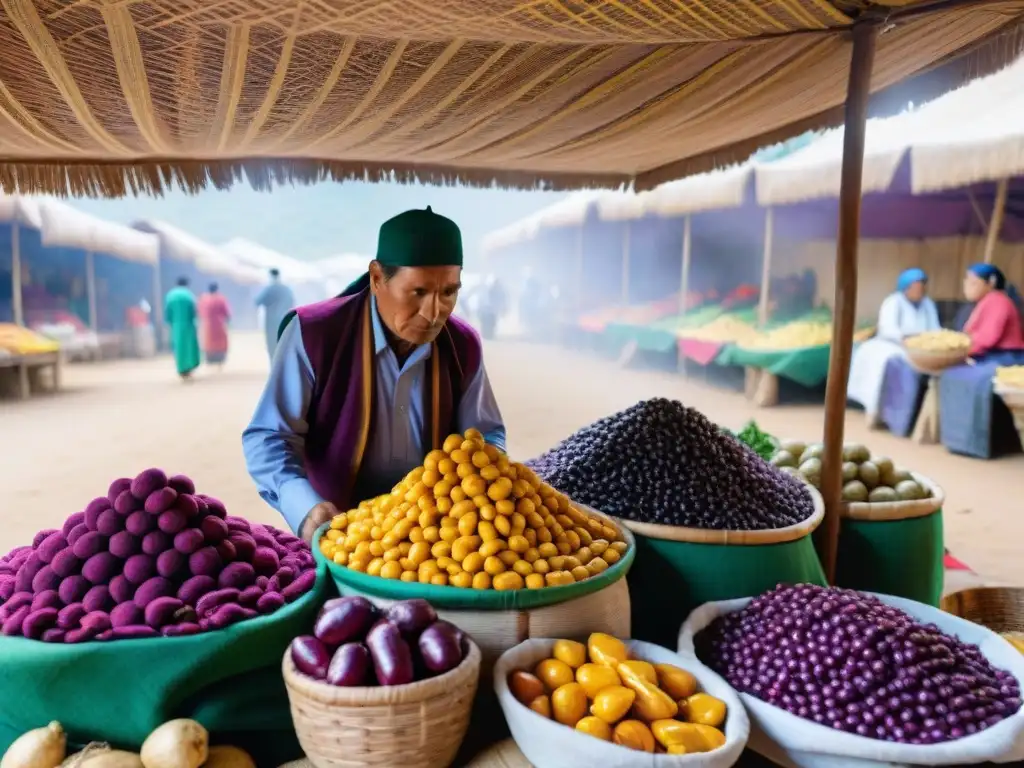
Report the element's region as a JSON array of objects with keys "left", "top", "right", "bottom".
[
  {"left": 313, "top": 524, "right": 636, "bottom": 610},
  {"left": 715, "top": 343, "right": 833, "bottom": 387},
  {"left": 627, "top": 533, "right": 827, "bottom": 648},
  {"left": 0, "top": 563, "right": 330, "bottom": 767},
  {"left": 835, "top": 510, "right": 945, "bottom": 607}
]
